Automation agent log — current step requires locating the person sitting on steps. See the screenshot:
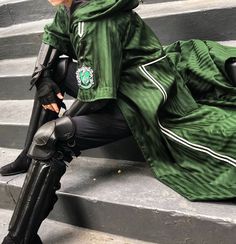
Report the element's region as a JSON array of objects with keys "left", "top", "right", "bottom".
[{"left": 3, "top": 0, "right": 236, "bottom": 243}]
